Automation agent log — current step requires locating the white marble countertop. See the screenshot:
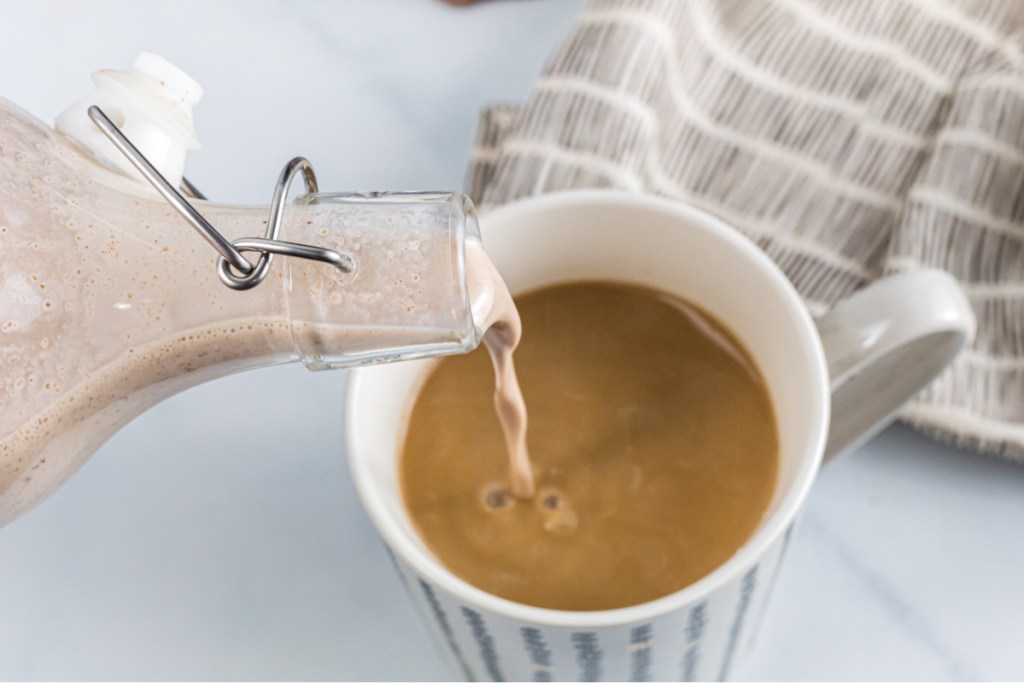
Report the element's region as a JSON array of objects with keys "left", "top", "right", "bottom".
[{"left": 1, "top": 1, "right": 1022, "bottom": 680}]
